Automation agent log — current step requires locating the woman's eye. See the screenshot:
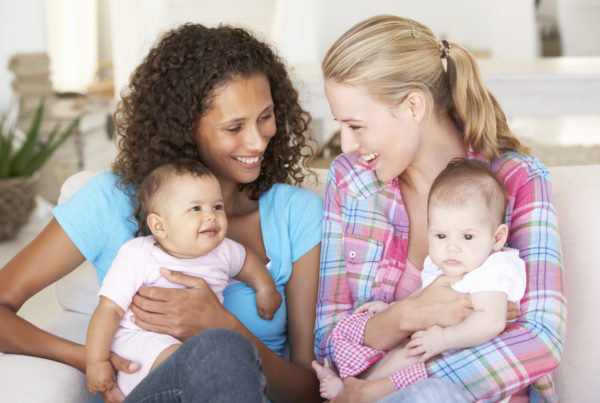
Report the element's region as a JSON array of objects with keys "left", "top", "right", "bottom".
[
  {"left": 464, "top": 234, "right": 473, "bottom": 240},
  {"left": 226, "top": 126, "right": 242, "bottom": 133},
  {"left": 259, "top": 113, "right": 272, "bottom": 121}
]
